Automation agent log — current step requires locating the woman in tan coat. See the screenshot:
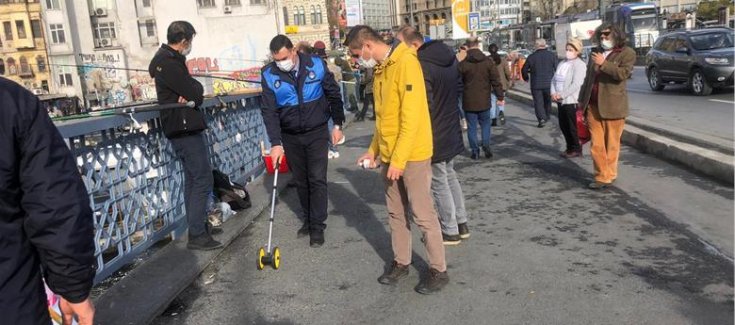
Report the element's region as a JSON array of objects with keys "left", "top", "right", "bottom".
[{"left": 578, "top": 23, "right": 636, "bottom": 190}]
